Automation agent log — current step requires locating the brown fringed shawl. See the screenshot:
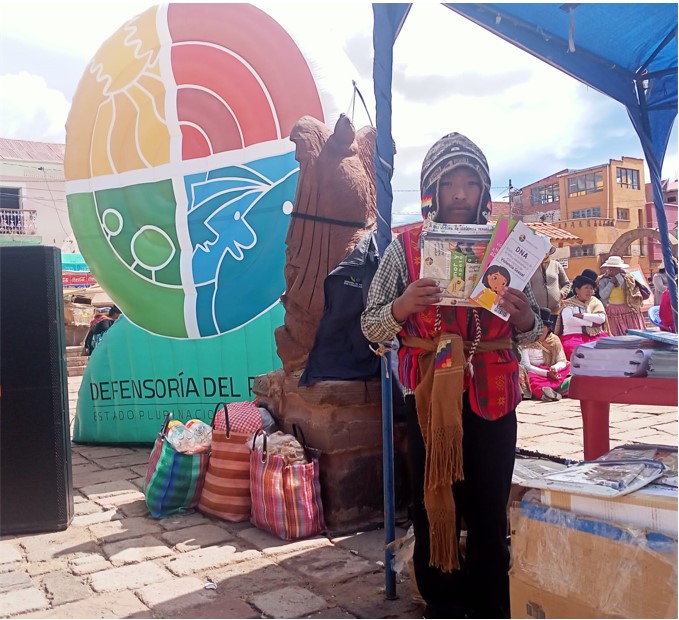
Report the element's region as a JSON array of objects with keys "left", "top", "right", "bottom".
[
  {"left": 555, "top": 296, "right": 610, "bottom": 337},
  {"left": 401, "top": 333, "right": 512, "bottom": 572}
]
